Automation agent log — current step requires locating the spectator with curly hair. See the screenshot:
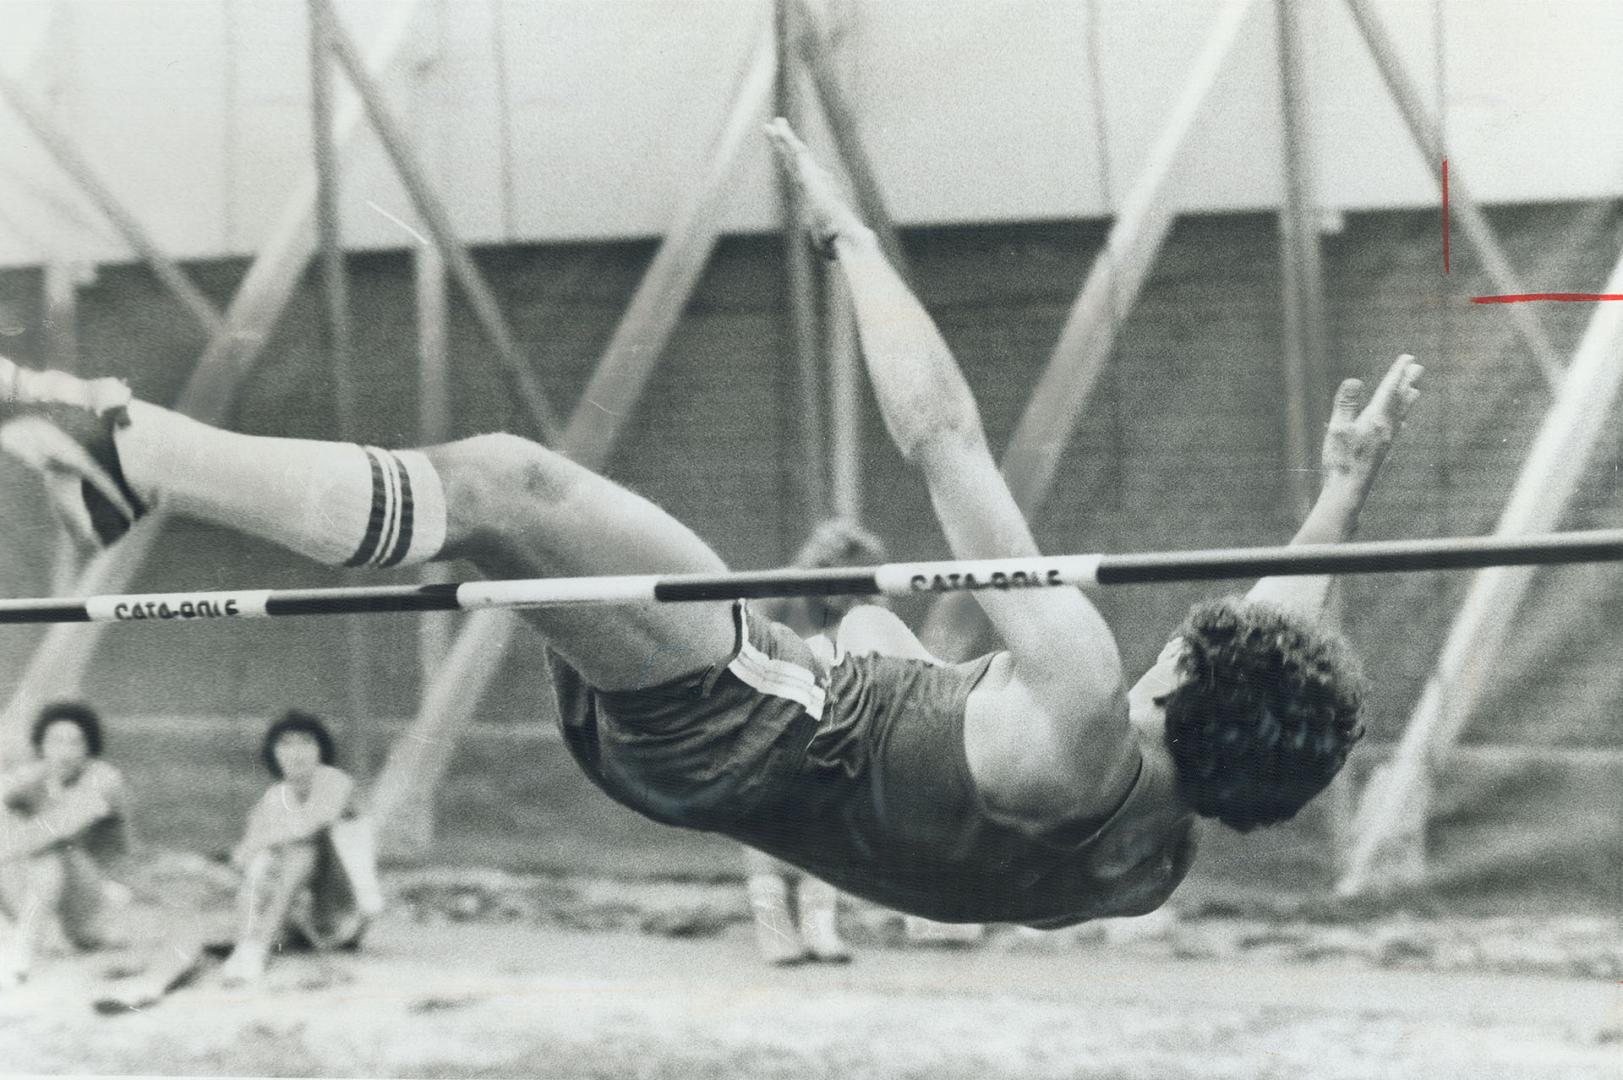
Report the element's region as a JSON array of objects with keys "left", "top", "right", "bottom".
[
  {"left": 0, "top": 702, "right": 134, "bottom": 987},
  {"left": 219, "top": 710, "right": 381, "bottom": 985}
]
